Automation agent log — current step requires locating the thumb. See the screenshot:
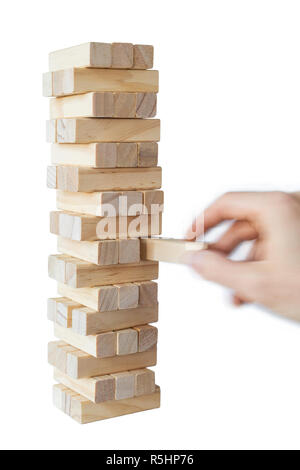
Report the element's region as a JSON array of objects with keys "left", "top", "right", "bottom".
[{"left": 187, "top": 250, "right": 262, "bottom": 293}]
